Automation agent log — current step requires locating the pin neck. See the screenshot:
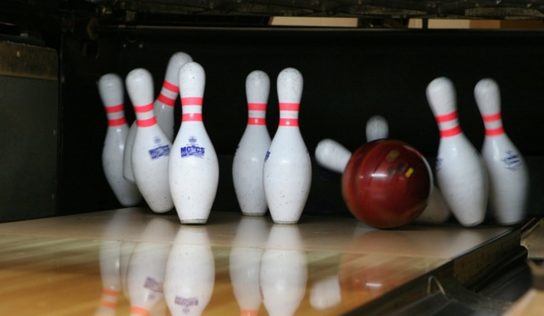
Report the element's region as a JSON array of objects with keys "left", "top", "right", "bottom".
[
  {"left": 105, "top": 103, "right": 126, "bottom": 126},
  {"left": 134, "top": 103, "right": 157, "bottom": 127},
  {"left": 156, "top": 80, "right": 179, "bottom": 107},
  {"left": 482, "top": 112, "right": 505, "bottom": 136},
  {"left": 247, "top": 102, "right": 267, "bottom": 126},
  {"left": 181, "top": 97, "right": 203, "bottom": 122},
  {"left": 279, "top": 102, "right": 300, "bottom": 127},
  {"left": 435, "top": 111, "right": 461, "bottom": 138}
]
